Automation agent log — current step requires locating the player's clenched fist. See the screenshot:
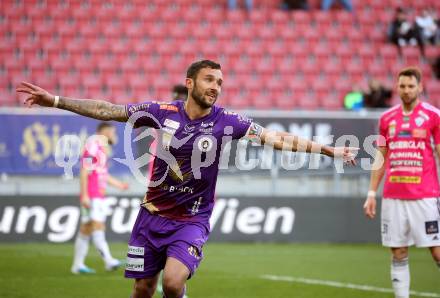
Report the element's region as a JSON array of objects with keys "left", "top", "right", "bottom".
[{"left": 16, "top": 82, "right": 55, "bottom": 108}]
